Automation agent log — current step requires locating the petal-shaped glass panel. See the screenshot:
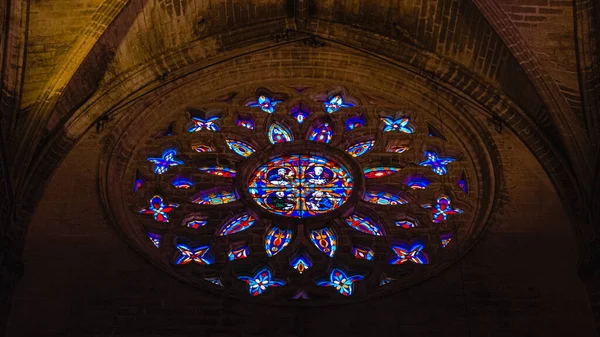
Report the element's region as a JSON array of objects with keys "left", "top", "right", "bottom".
[
  {"left": 268, "top": 122, "right": 294, "bottom": 144},
  {"left": 226, "top": 139, "right": 256, "bottom": 157},
  {"left": 218, "top": 214, "right": 256, "bottom": 236},
  {"left": 345, "top": 140, "right": 374, "bottom": 157},
  {"left": 345, "top": 214, "right": 384, "bottom": 236}
]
